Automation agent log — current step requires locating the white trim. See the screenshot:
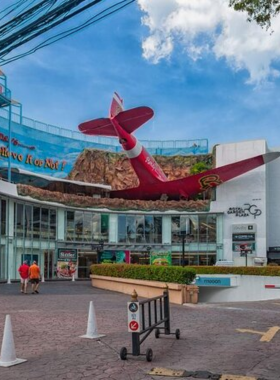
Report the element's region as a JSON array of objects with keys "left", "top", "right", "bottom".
[
  {"left": 125, "top": 140, "right": 142, "bottom": 159},
  {"left": 113, "top": 93, "right": 124, "bottom": 112}
]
